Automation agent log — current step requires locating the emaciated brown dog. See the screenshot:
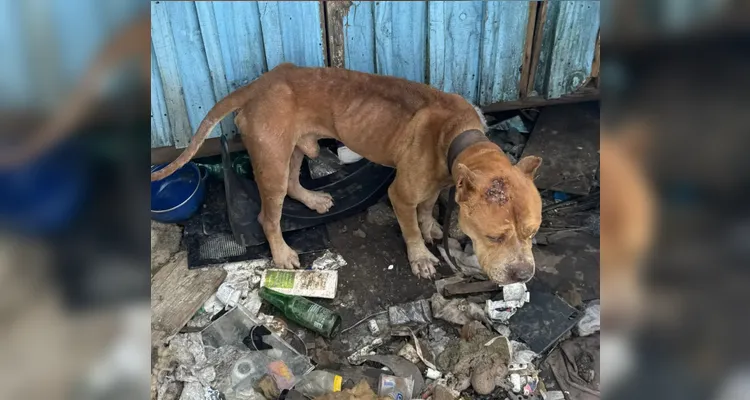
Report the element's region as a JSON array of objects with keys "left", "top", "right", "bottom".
[{"left": 151, "top": 64, "right": 543, "bottom": 284}]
